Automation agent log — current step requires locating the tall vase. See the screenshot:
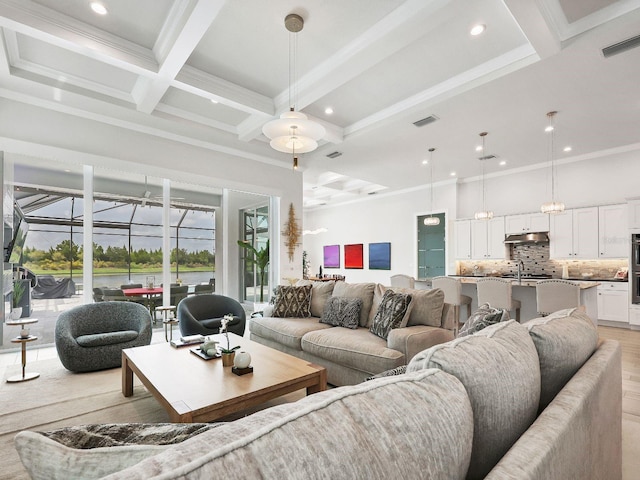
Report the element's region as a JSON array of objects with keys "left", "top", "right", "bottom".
[{"left": 221, "top": 352, "right": 235, "bottom": 367}]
